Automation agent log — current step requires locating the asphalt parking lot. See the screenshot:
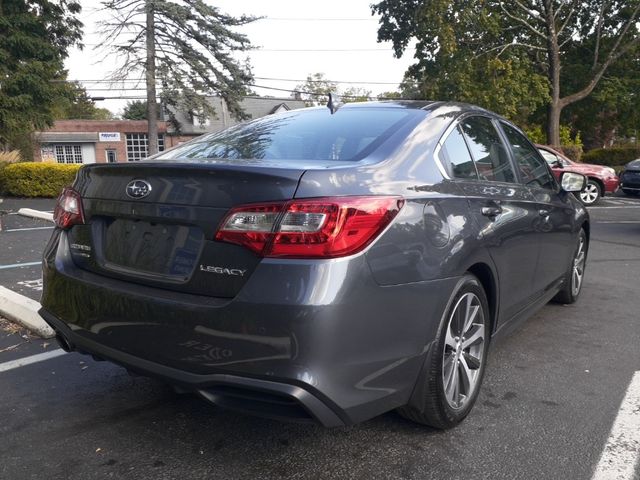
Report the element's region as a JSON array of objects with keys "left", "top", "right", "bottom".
[
  {"left": 0, "top": 197, "right": 55, "bottom": 301},
  {"left": 0, "top": 194, "right": 639, "bottom": 480}
]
